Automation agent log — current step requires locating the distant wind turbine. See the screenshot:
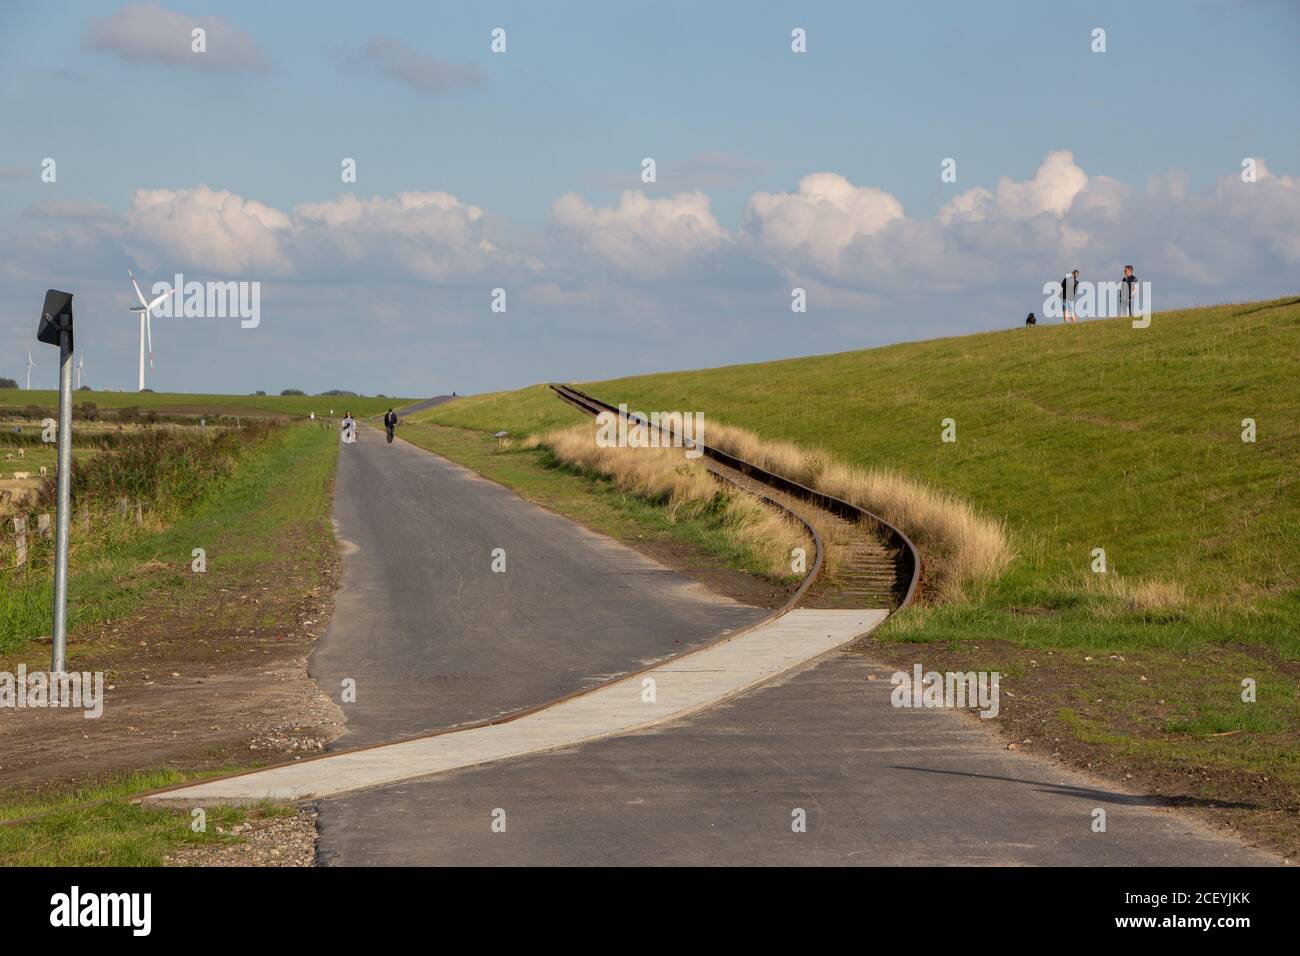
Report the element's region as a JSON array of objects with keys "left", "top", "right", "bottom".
[
  {"left": 76, "top": 355, "right": 84, "bottom": 389},
  {"left": 25, "top": 351, "right": 35, "bottom": 390},
  {"left": 127, "top": 270, "right": 169, "bottom": 391}
]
